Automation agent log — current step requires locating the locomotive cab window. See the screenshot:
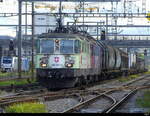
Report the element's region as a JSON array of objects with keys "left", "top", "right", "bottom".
[
  {"left": 40, "top": 40, "right": 54, "bottom": 53},
  {"left": 60, "top": 40, "right": 74, "bottom": 54}
]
